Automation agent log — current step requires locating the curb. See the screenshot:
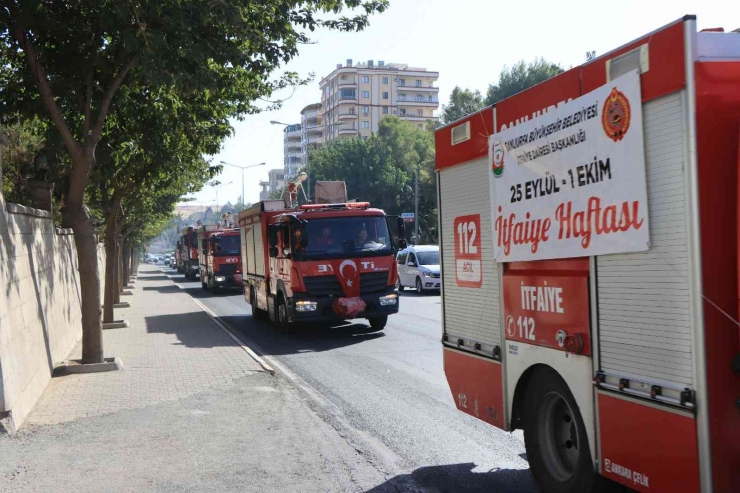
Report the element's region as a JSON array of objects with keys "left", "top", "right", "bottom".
[
  {"left": 113, "top": 302, "right": 131, "bottom": 308},
  {"left": 103, "top": 320, "right": 129, "bottom": 329},
  {"left": 157, "top": 268, "right": 275, "bottom": 376},
  {"left": 53, "top": 357, "right": 124, "bottom": 376}
]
